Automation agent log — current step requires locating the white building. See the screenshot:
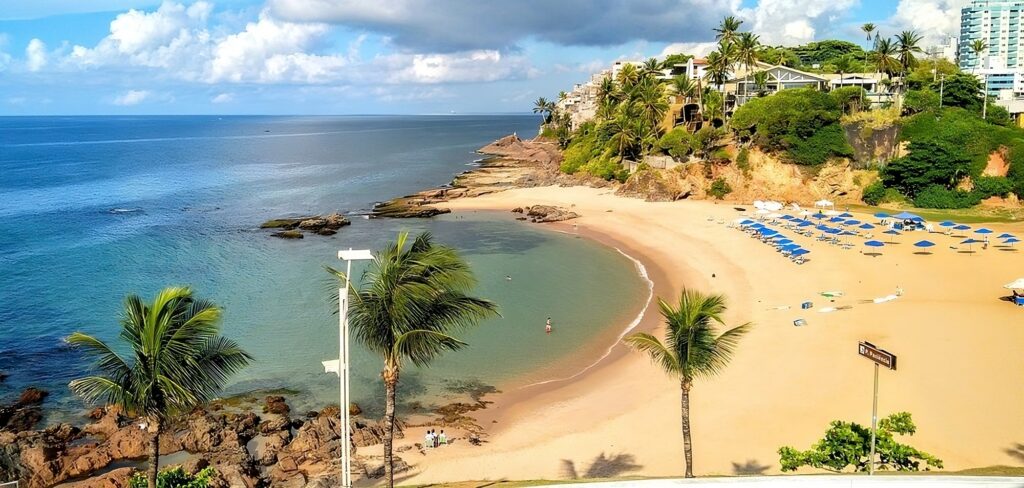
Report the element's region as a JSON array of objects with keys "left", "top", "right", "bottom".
[{"left": 959, "top": 0, "right": 1024, "bottom": 71}]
